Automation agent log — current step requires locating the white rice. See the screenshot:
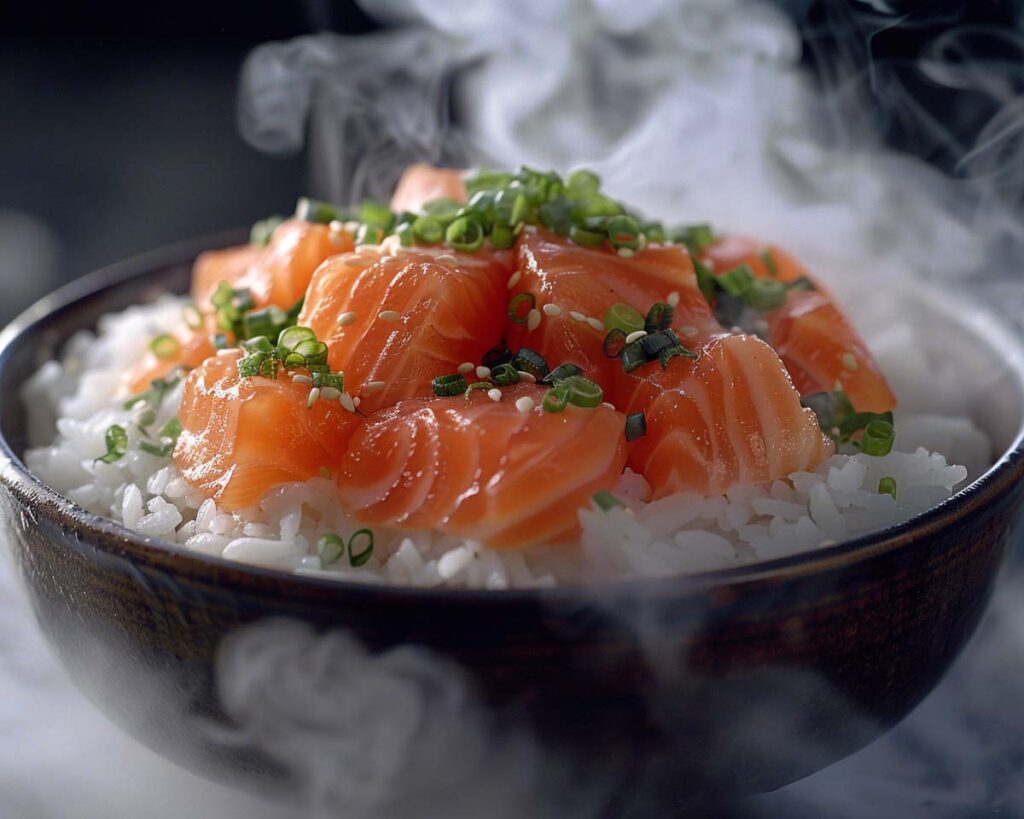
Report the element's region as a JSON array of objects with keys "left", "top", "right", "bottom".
[{"left": 22, "top": 298, "right": 990, "bottom": 588}]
